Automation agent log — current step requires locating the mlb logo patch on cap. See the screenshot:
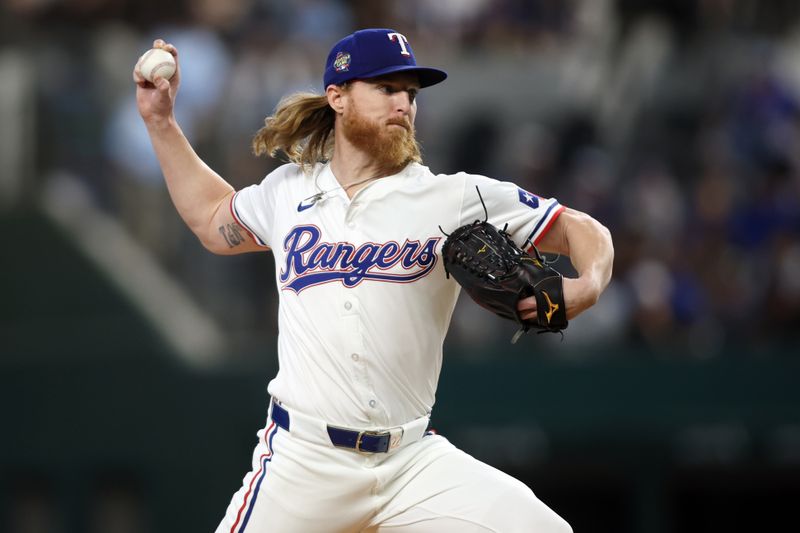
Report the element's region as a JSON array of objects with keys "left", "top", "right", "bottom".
[
  {"left": 323, "top": 28, "right": 447, "bottom": 90},
  {"left": 333, "top": 51, "right": 350, "bottom": 73}
]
